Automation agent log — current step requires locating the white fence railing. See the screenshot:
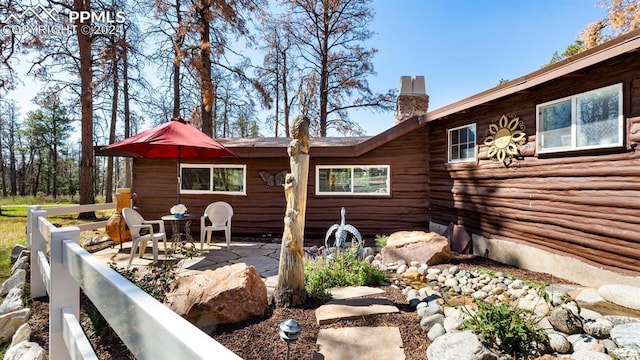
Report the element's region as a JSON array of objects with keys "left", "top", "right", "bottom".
[{"left": 27, "top": 204, "right": 241, "bottom": 360}]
